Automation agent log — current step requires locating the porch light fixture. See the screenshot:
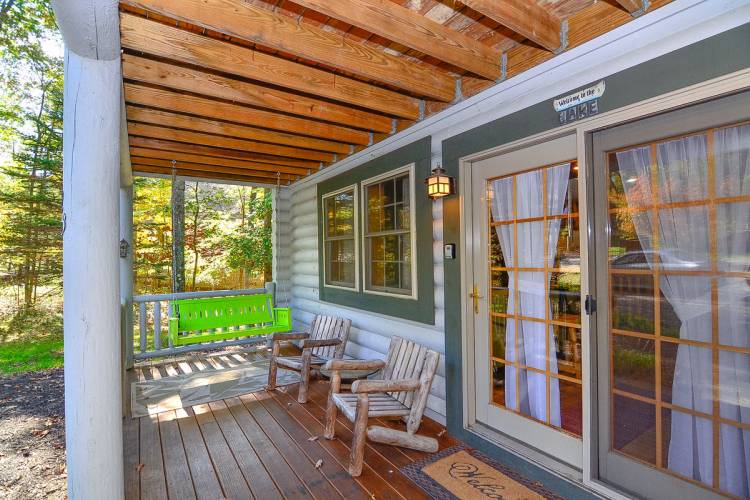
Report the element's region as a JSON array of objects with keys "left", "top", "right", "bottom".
[{"left": 425, "top": 165, "right": 455, "bottom": 199}]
